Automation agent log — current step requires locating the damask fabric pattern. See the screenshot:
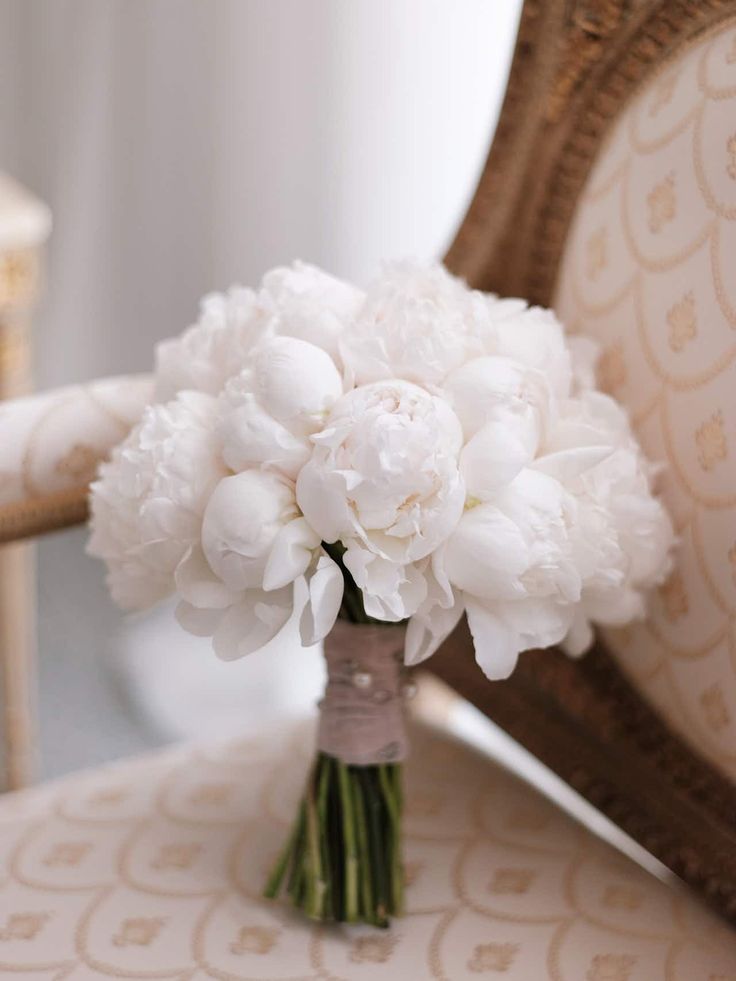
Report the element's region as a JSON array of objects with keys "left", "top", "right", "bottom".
[
  {"left": 555, "top": 21, "right": 736, "bottom": 784},
  {"left": 0, "top": 718, "right": 733, "bottom": 980},
  {"left": 0, "top": 375, "right": 152, "bottom": 508}
]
